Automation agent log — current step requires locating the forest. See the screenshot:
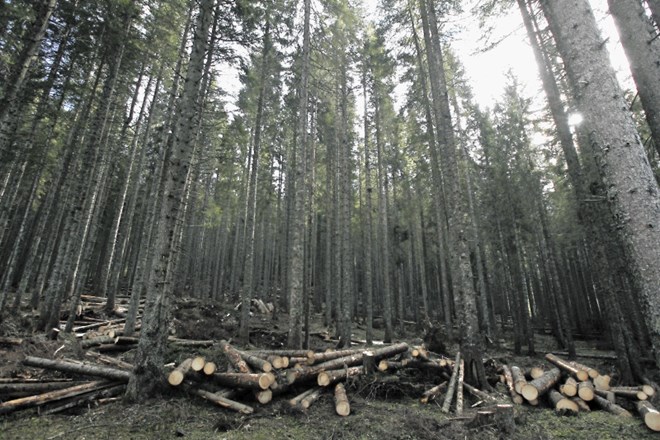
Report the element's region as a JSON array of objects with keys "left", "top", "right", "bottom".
[{"left": 1, "top": 0, "right": 660, "bottom": 438}]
